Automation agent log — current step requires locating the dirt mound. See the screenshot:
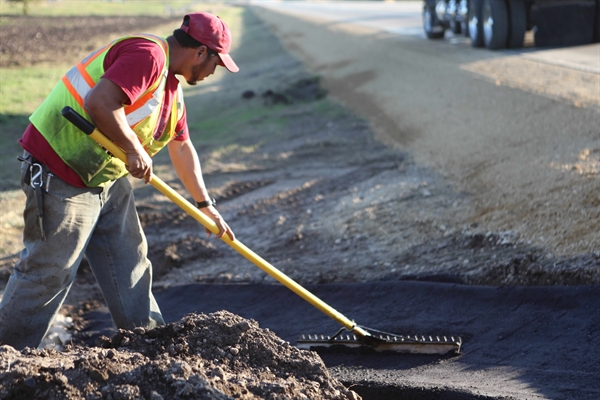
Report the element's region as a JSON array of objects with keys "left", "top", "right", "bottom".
[{"left": 0, "top": 311, "right": 360, "bottom": 400}]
